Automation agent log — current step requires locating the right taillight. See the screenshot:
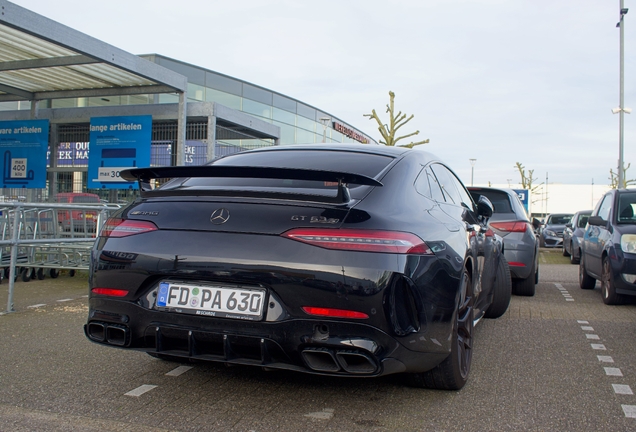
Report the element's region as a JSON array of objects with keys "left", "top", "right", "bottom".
[
  {"left": 100, "top": 218, "right": 158, "bottom": 238},
  {"left": 281, "top": 228, "right": 433, "bottom": 254},
  {"left": 489, "top": 221, "right": 530, "bottom": 233}
]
